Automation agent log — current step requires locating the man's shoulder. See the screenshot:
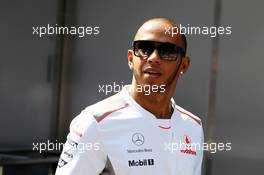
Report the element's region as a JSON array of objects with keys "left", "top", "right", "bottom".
[
  {"left": 69, "top": 93, "right": 129, "bottom": 137},
  {"left": 175, "top": 105, "right": 202, "bottom": 127},
  {"left": 83, "top": 92, "right": 129, "bottom": 123}
]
